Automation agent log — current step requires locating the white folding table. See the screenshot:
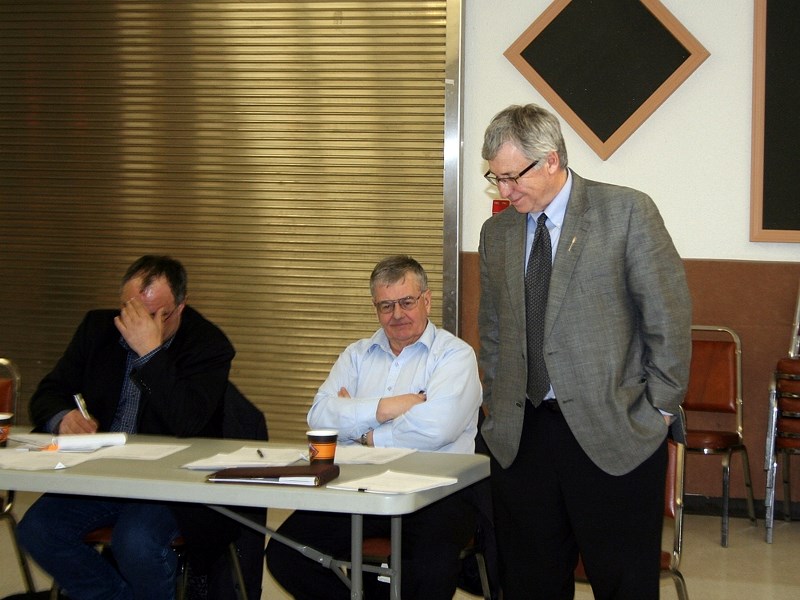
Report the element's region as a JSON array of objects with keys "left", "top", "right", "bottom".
[{"left": 1, "top": 432, "right": 489, "bottom": 599}]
